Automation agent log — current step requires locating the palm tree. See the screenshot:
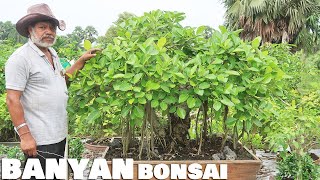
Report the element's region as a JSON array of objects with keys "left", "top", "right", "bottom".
[{"left": 223, "top": 0, "right": 320, "bottom": 46}]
